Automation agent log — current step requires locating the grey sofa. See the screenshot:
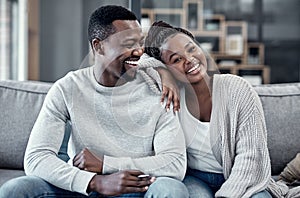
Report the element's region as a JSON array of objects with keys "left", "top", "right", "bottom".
[{"left": 0, "top": 80, "right": 300, "bottom": 187}]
